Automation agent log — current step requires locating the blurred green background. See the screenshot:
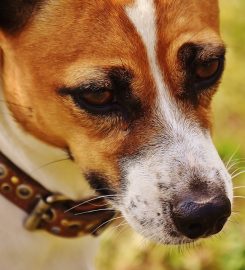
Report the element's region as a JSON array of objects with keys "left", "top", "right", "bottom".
[{"left": 96, "top": 1, "right": 245, "bottom": 270}]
